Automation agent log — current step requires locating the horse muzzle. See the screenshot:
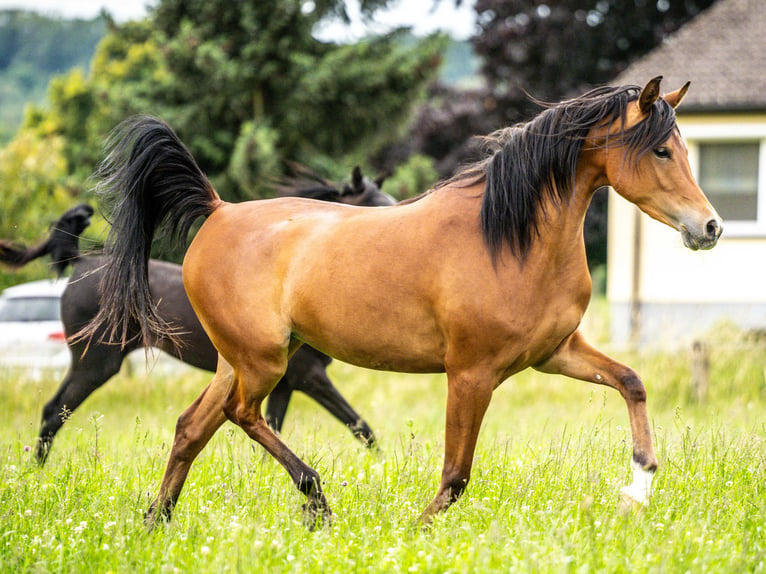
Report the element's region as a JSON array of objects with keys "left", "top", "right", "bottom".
[{"left": 680, "top": 217, "right": 723, "bottom": 251}]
